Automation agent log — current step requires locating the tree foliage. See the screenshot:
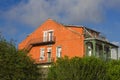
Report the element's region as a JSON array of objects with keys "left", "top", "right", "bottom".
[
  {"left": 107, "top": 60, "right": 120, "bottom": 80},
  {"left": 0, "top": 35, "right": 39, "bottom": 80},
  {"left": 48, "top": 56, "right": 120, "bottom": 80},
  {"left": 47, "top": 56, "right": 108, "bottom": 80}
]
